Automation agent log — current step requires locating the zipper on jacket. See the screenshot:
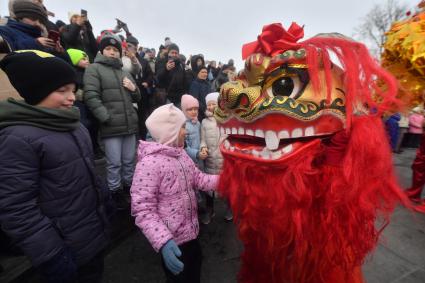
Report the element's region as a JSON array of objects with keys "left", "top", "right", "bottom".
[
  {"left": 113, "top": 70, "right": 131, "bottom": 134},
  {"left": 176, "top": 158, "right": 195, "bottom": 228}
]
